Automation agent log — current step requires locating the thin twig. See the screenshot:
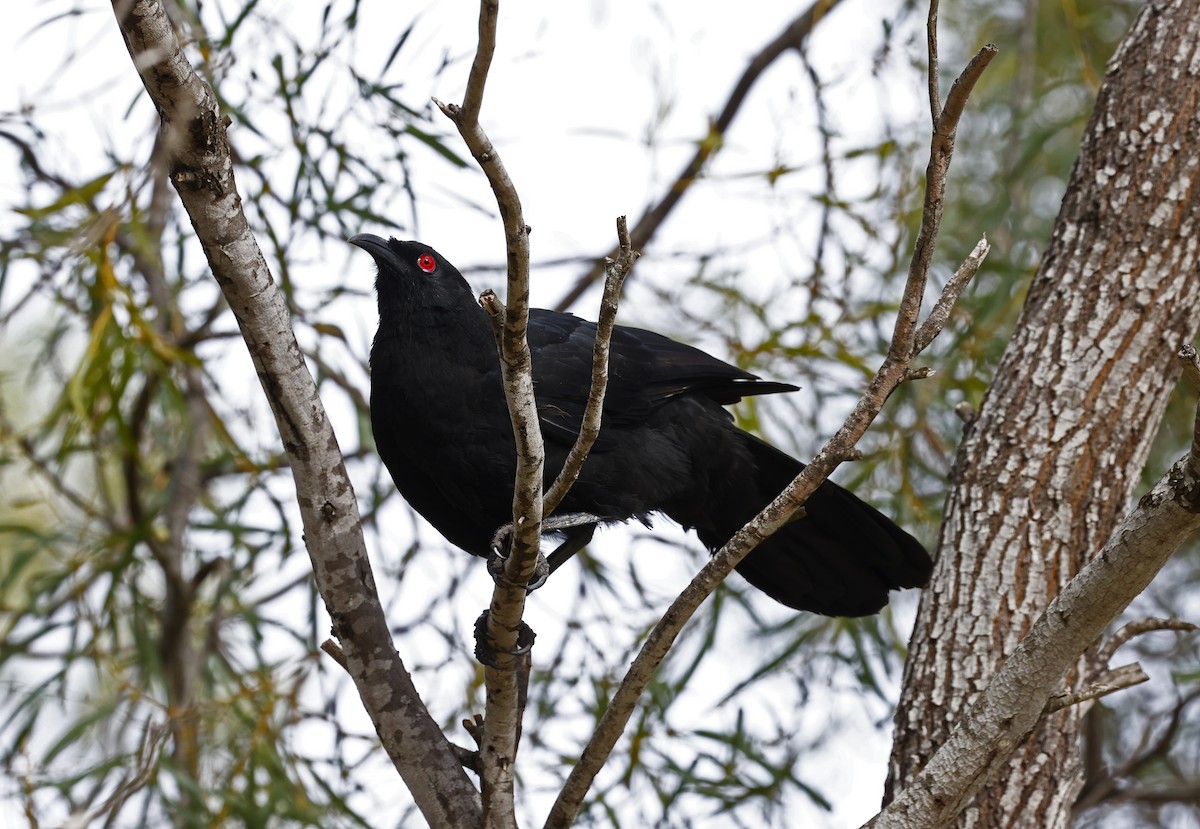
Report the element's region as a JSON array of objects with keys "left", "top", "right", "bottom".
[
  {"left": 912, "top": 235, "right": 990, "bottom": 354},
  {"left": 1098, "top": 616, "right": 1197, "bottom": 665},
  {"left": 543, "top": 217, "right": 638, "bottom": 516},
  {"left": 893, "top": 43, "right": 997, "bottom": 363},
  {"left": 0, "top": 416, "right": 110, "bottom": 526},
  {"left": 799, "top": 48, "right": 836, "bottom": 303},
  {"left": 1044, "top": 663, "right": 1149, "bottom": 714},
  {"left": 926, "top": 0, "right": 941, "bottom": 125},
  {"left": 1047, "top": 617, "right": 1197, "bottom": 716}
]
